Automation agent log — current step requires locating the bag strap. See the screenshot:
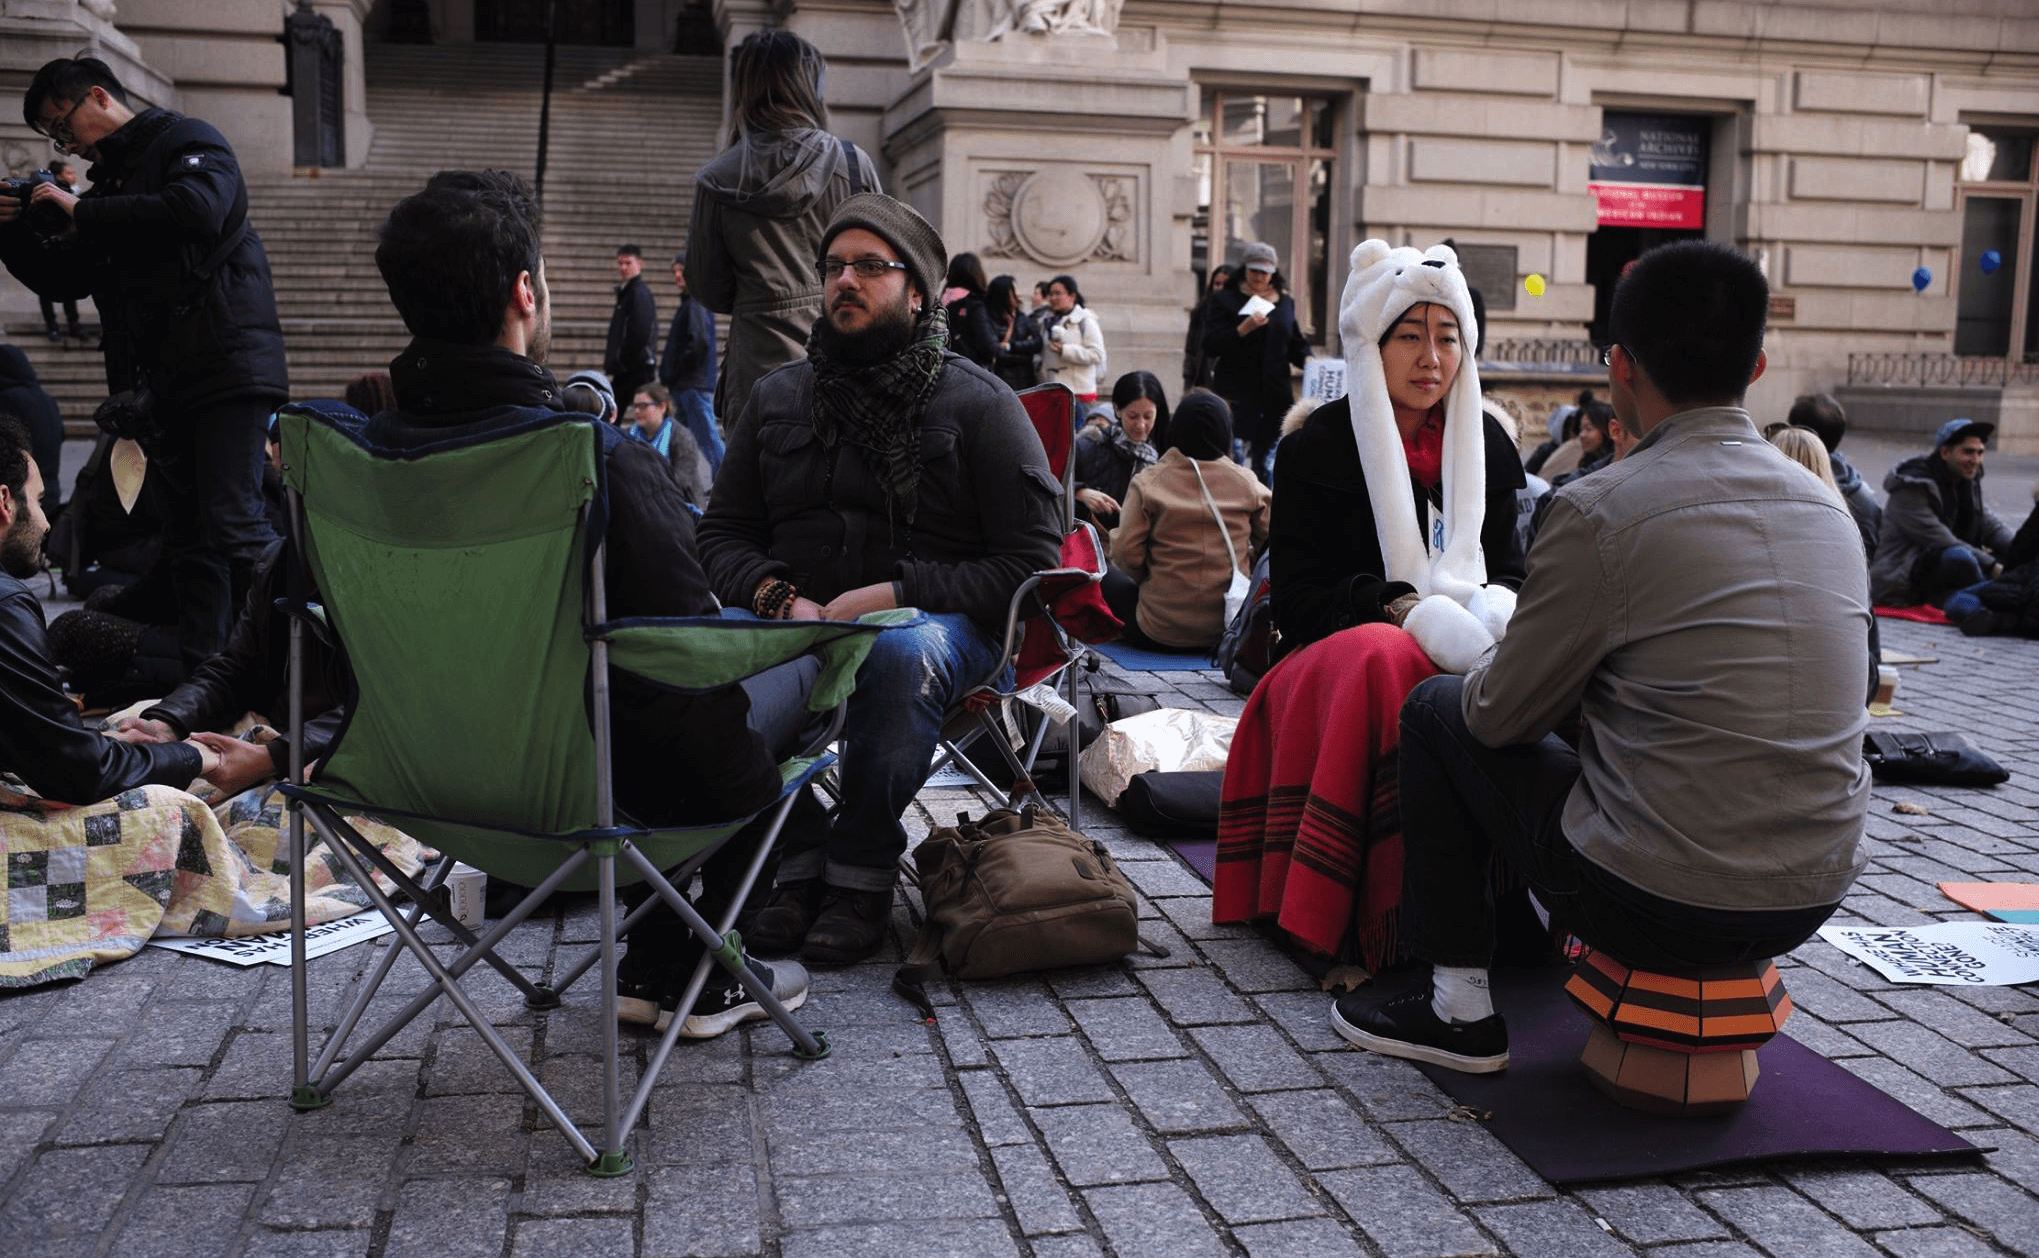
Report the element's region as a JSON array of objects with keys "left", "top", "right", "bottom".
[
  {"left": 1189, "top": 459, "right": 1242, "bottom": 577},
  {"left": 841, "top": 138, "right": 867, "bottom": 196}
]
